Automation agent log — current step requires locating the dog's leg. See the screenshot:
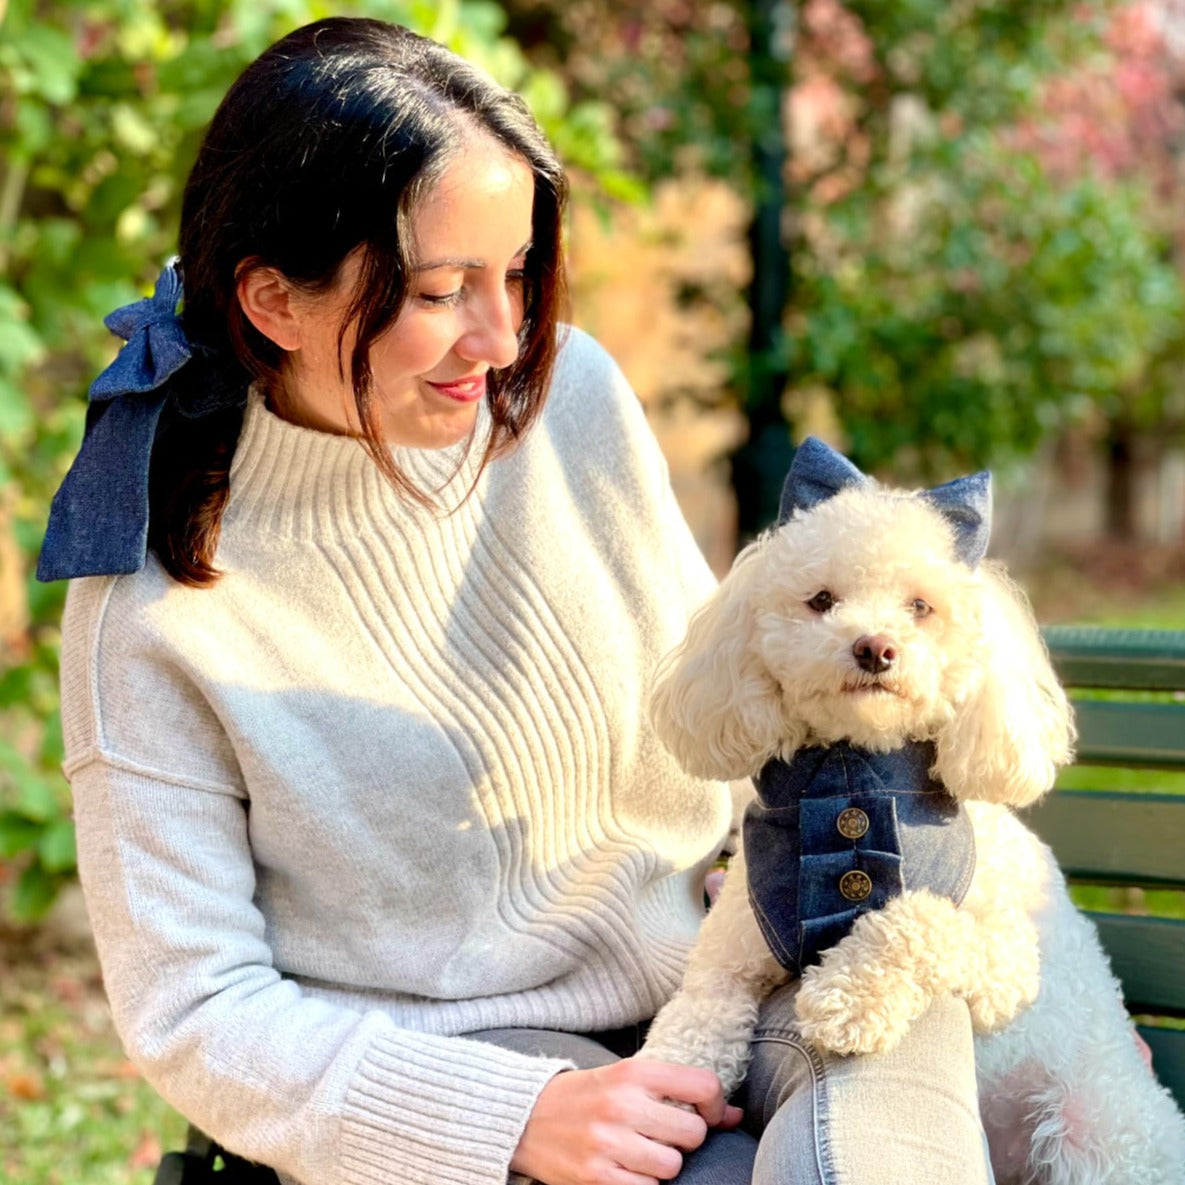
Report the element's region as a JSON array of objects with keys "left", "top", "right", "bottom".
[
  {"left": 953, "top": 803, "right": 1045, "bottom": 1035},
  {"left": 638, "top": 849, "right": 789, "bottom": 1096},
  {"left": 795, "top": 889, "right": 976, "bottom": 1055},
  {"left": 961, "top": 903, "right": 1040, "bottom": 1034},
  {"left": 978, "top": 871, "right": 1185, "bottom": 1185}
]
